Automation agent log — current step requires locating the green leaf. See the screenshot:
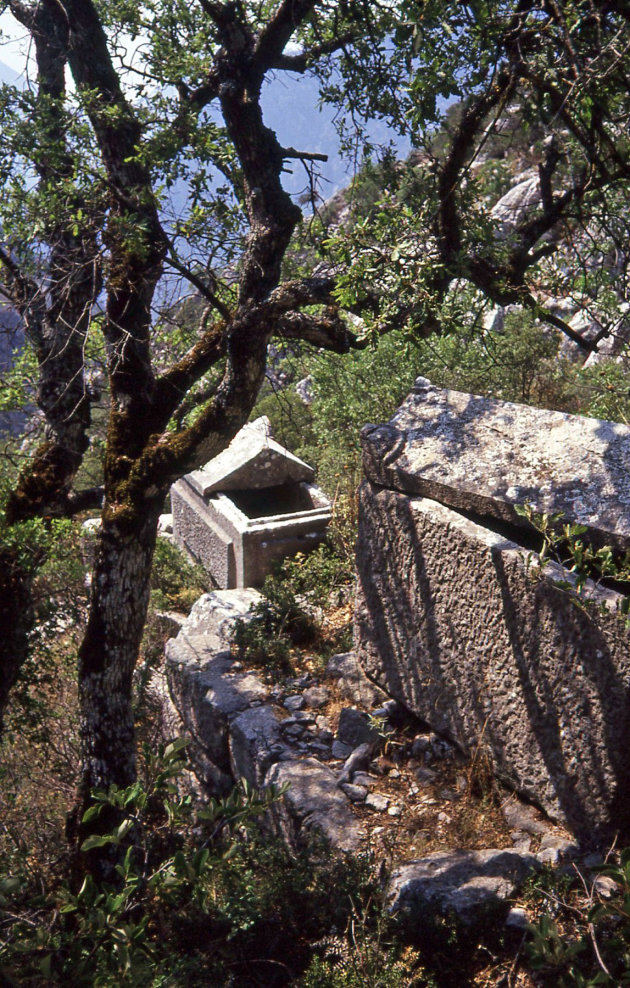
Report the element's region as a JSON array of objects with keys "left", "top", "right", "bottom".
[
  {"left": 81, "top": 803, "right": 103, "bottom": 824},
  {"left": 81, "top": 833, "right": 117, "bottom": 851}
]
